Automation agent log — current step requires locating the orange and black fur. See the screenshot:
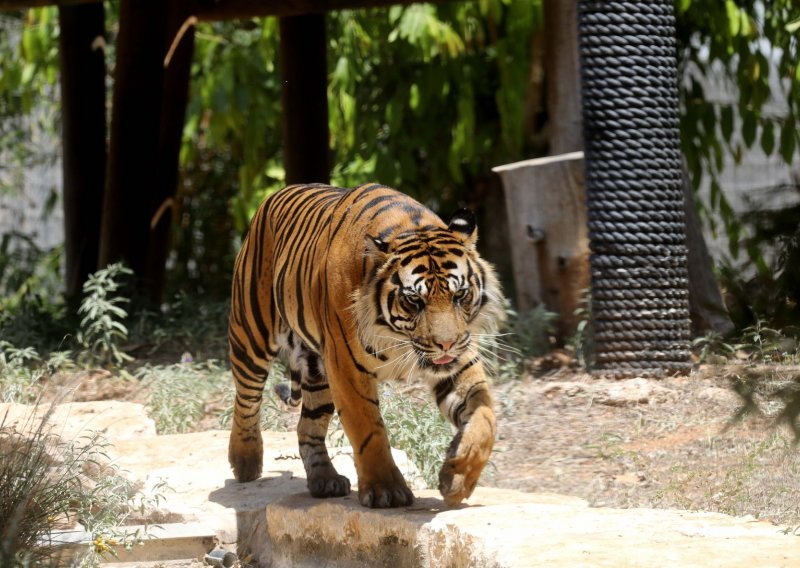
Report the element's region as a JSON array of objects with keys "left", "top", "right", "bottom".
[{"left": 228, "top": 183, "right": 504, "bottom": 508}]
